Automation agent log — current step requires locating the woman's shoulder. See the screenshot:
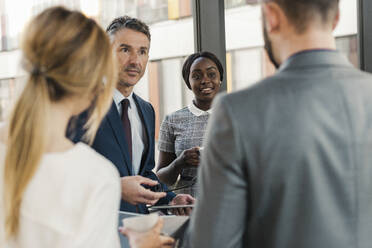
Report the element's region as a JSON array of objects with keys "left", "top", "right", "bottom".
[
  {"left": 59, "top": 143, "right": 120, "bottom": 182},
  {"left": 164, "top": 106, "right": 192, "bottom": 122}
]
